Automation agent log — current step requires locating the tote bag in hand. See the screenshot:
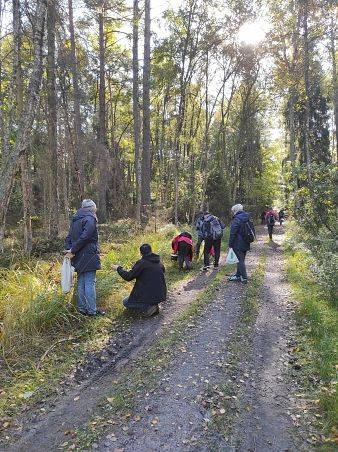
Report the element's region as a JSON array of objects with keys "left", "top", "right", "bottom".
[
  {"left": 225, "top": 248, "right": 239, "bottom": 265},
  {"left": 61, "top": 257, "right": 75, "bottom": 294}
]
